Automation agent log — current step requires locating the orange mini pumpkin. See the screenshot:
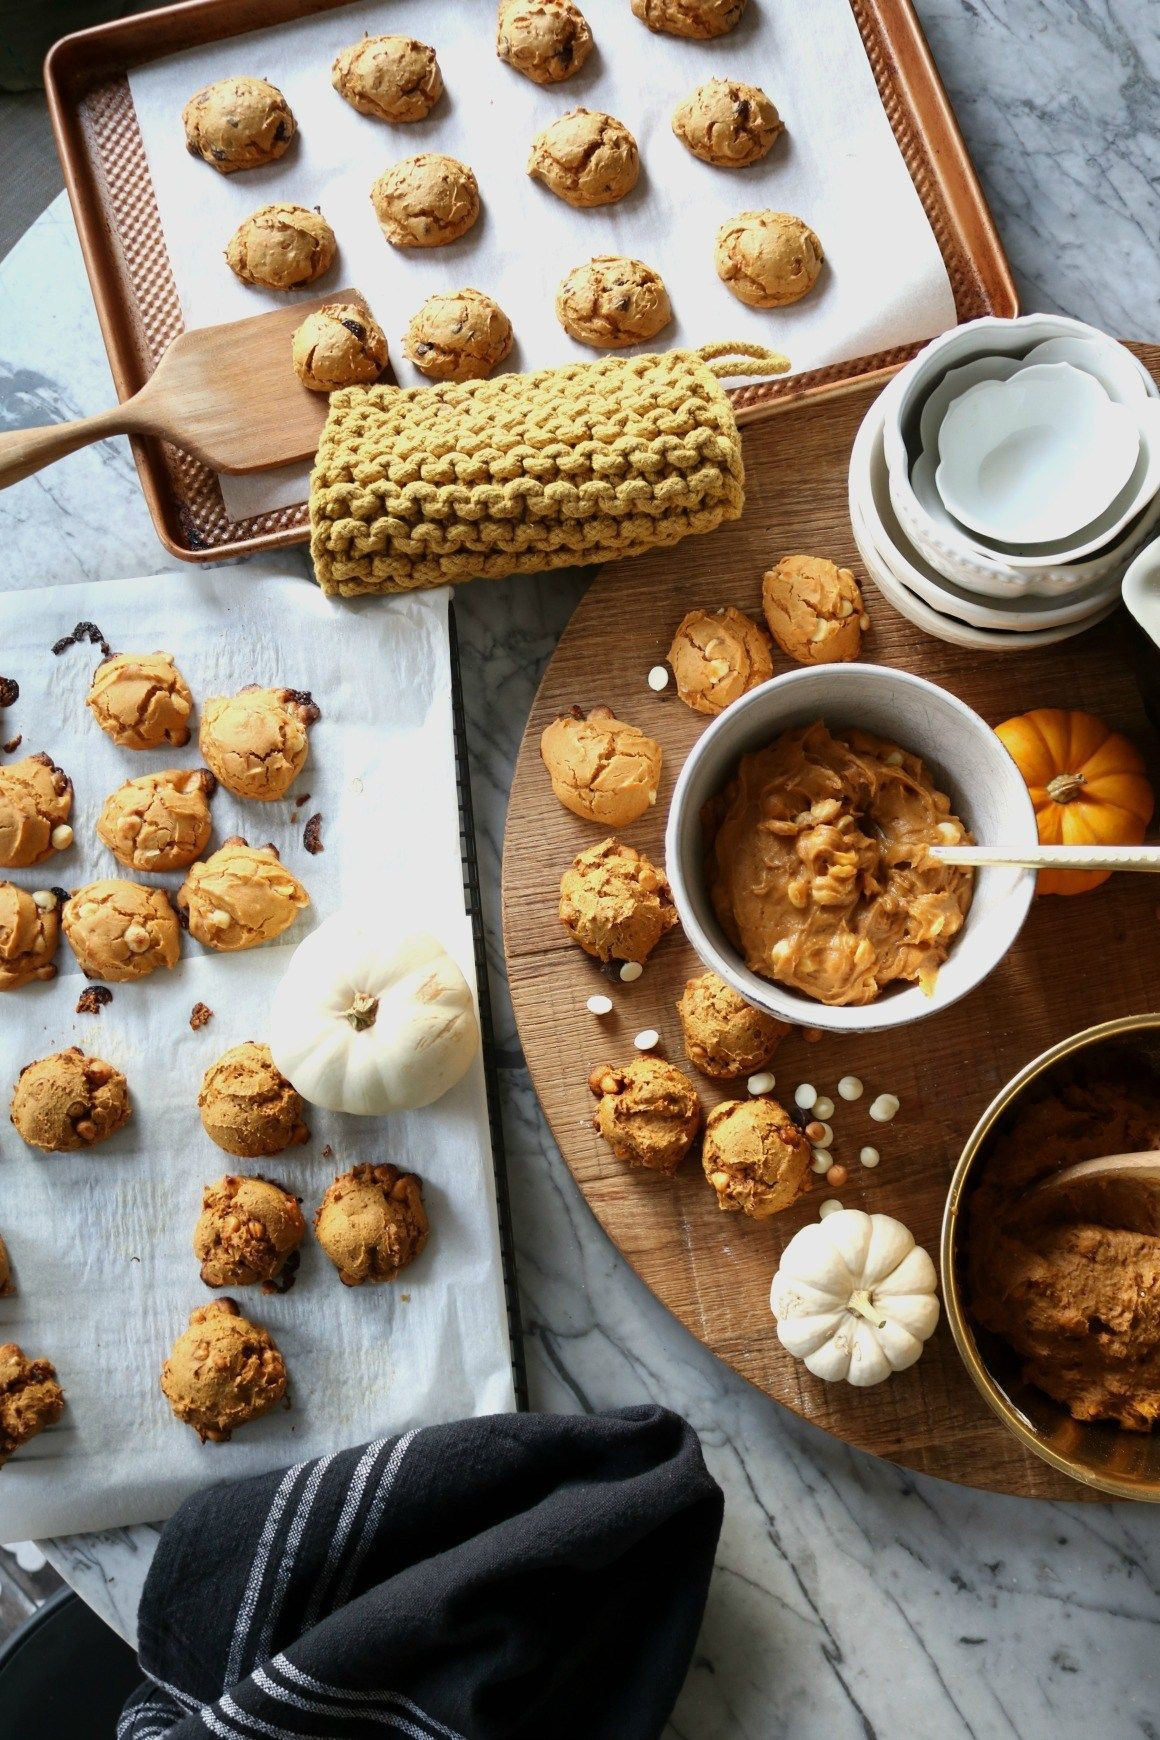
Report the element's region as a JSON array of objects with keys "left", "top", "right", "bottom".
[{"left": 995, "top": 708, "right": 1154, "bottom": 895}]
